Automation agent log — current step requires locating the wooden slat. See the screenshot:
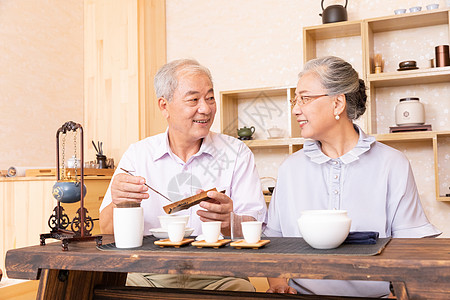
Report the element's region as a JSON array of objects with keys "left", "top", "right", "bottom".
[{"left": 93, "top": 286, "right": 372, "bottom": 300}]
